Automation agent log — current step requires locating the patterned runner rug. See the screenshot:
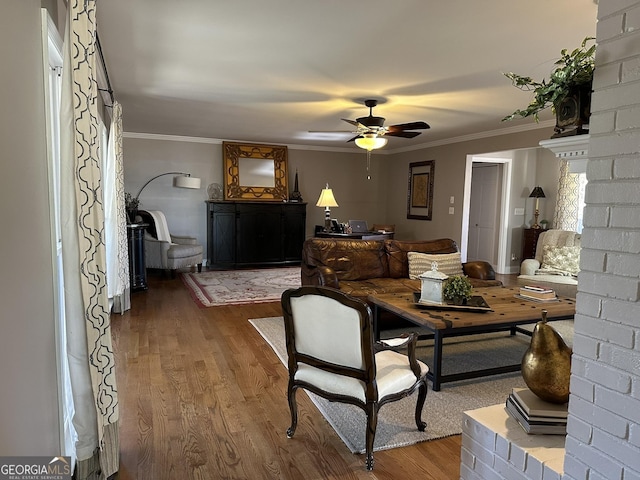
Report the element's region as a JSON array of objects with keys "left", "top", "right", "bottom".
[
  {"left": 250, "top": 316, "right": 573, "bottom": 455},
  {"left": 181, "top": 267, "right": 301, "bottom": 307}
]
